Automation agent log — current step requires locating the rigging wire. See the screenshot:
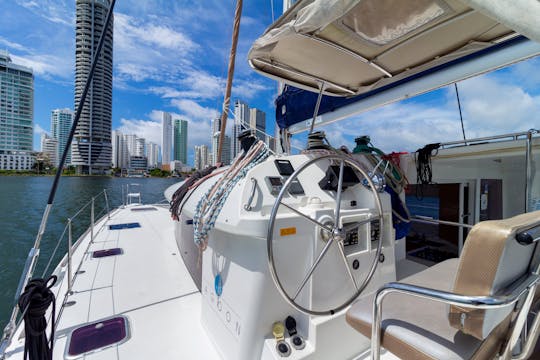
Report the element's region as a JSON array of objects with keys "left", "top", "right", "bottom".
[{"left": 454, "top": 83, "right": 467, "bottom": 145}]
